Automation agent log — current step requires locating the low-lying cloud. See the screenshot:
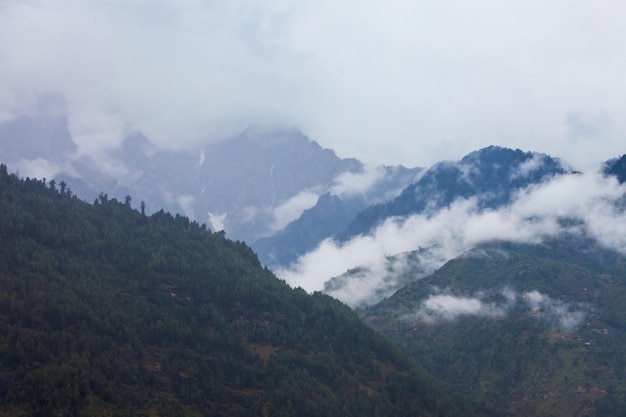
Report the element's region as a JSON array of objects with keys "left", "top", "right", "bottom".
[
  {"left": 408, "top": 288, "right": 586, "bottom": 332},
  {"left": 324, "top": 248, "right": 447, "bottom": 309},
  {"left": 415, "top": 292, "right": 508, "bottom": 323},
  {"left": 277, "top": 170, "right": 626, "bottom": 307},
  {"left": 524, "top": 290, "right": 587, "bottom": 333},
  {"left": 329, "top": 166, "right": 387, "bottom": 198},
  {"left": 269, "top": 190, "right": 320, "bottom": 233}
]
